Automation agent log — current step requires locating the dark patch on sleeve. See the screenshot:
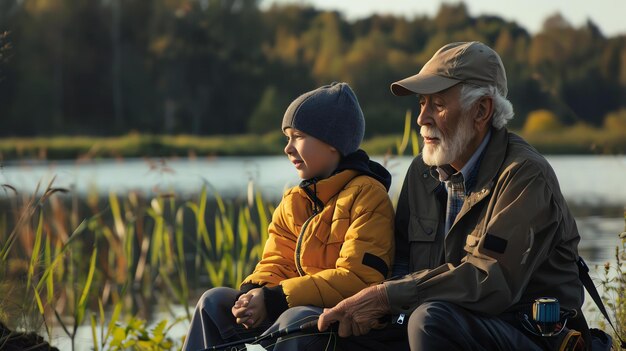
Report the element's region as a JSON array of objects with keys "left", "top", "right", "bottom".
[
  {"left": 362, "top": 252, "right": 388, "bottom": 277},
  {"left": 483, "top": 233, "right": 507, "bottom": 254}
]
